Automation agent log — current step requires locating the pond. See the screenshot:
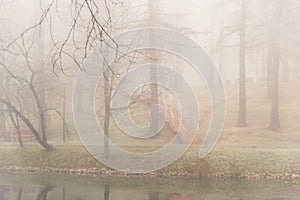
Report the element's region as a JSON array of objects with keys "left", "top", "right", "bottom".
[{"left": 0, "top": 172, "right": 300, "bottom": 200}]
